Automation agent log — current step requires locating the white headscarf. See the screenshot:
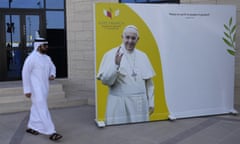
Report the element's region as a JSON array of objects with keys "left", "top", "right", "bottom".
[{"left": 33, "top": 31, "right": 48, "bottom": 51}]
